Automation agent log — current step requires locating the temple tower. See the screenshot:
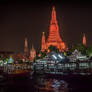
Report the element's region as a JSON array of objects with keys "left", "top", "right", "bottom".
[
  {"left": 41, "top": 32, "right": 46, "bottom": 52},
  {"left": 83, "top": 33, "right": 86, "bottom": 46},
  {"left": 24, "top": 37, "right": 28, "bottom": 57},
  {"left": 46, "top": 6, "right": 66, "bottom": 51},
  {"left": 29, "top": 45, "right": 36, "bottom": 61}
]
